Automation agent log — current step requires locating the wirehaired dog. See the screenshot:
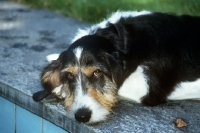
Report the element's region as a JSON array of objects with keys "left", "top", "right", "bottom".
[{"left": 33, "top": 11, "right": 200, "bottom": 124}]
